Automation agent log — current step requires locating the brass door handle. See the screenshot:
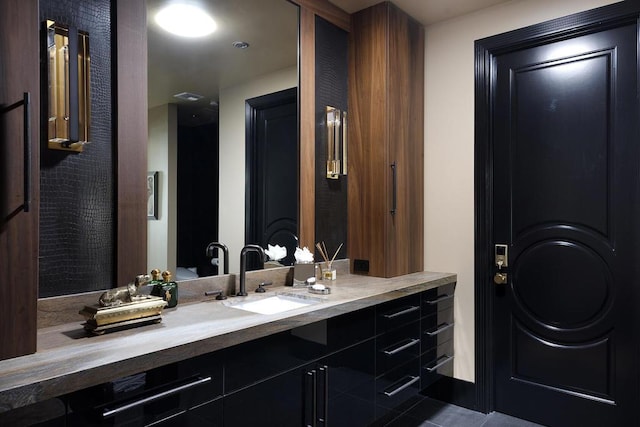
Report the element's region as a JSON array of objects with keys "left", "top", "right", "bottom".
[{"left": 494, "top": 272, "right": 507, "bottom": 285}]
